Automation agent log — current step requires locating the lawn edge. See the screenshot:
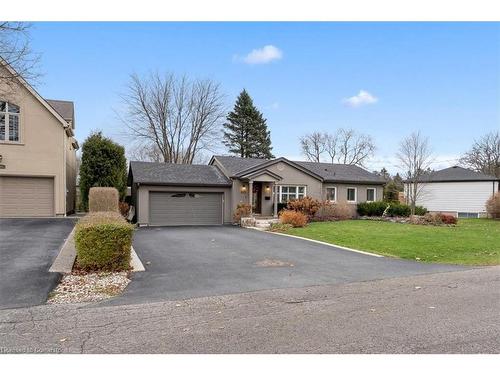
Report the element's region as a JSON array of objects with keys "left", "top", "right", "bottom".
[{"left": 265, "top": 230, "right": 384, "bottom": 258}]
